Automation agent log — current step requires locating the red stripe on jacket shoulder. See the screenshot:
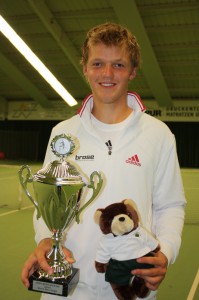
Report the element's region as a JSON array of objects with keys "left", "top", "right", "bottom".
[
  {"left": 78, "top": 93, "right": 93, "bottom": 117},
  {"left": 128, "top": 91, "right": 146, "bottom": 112}
]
